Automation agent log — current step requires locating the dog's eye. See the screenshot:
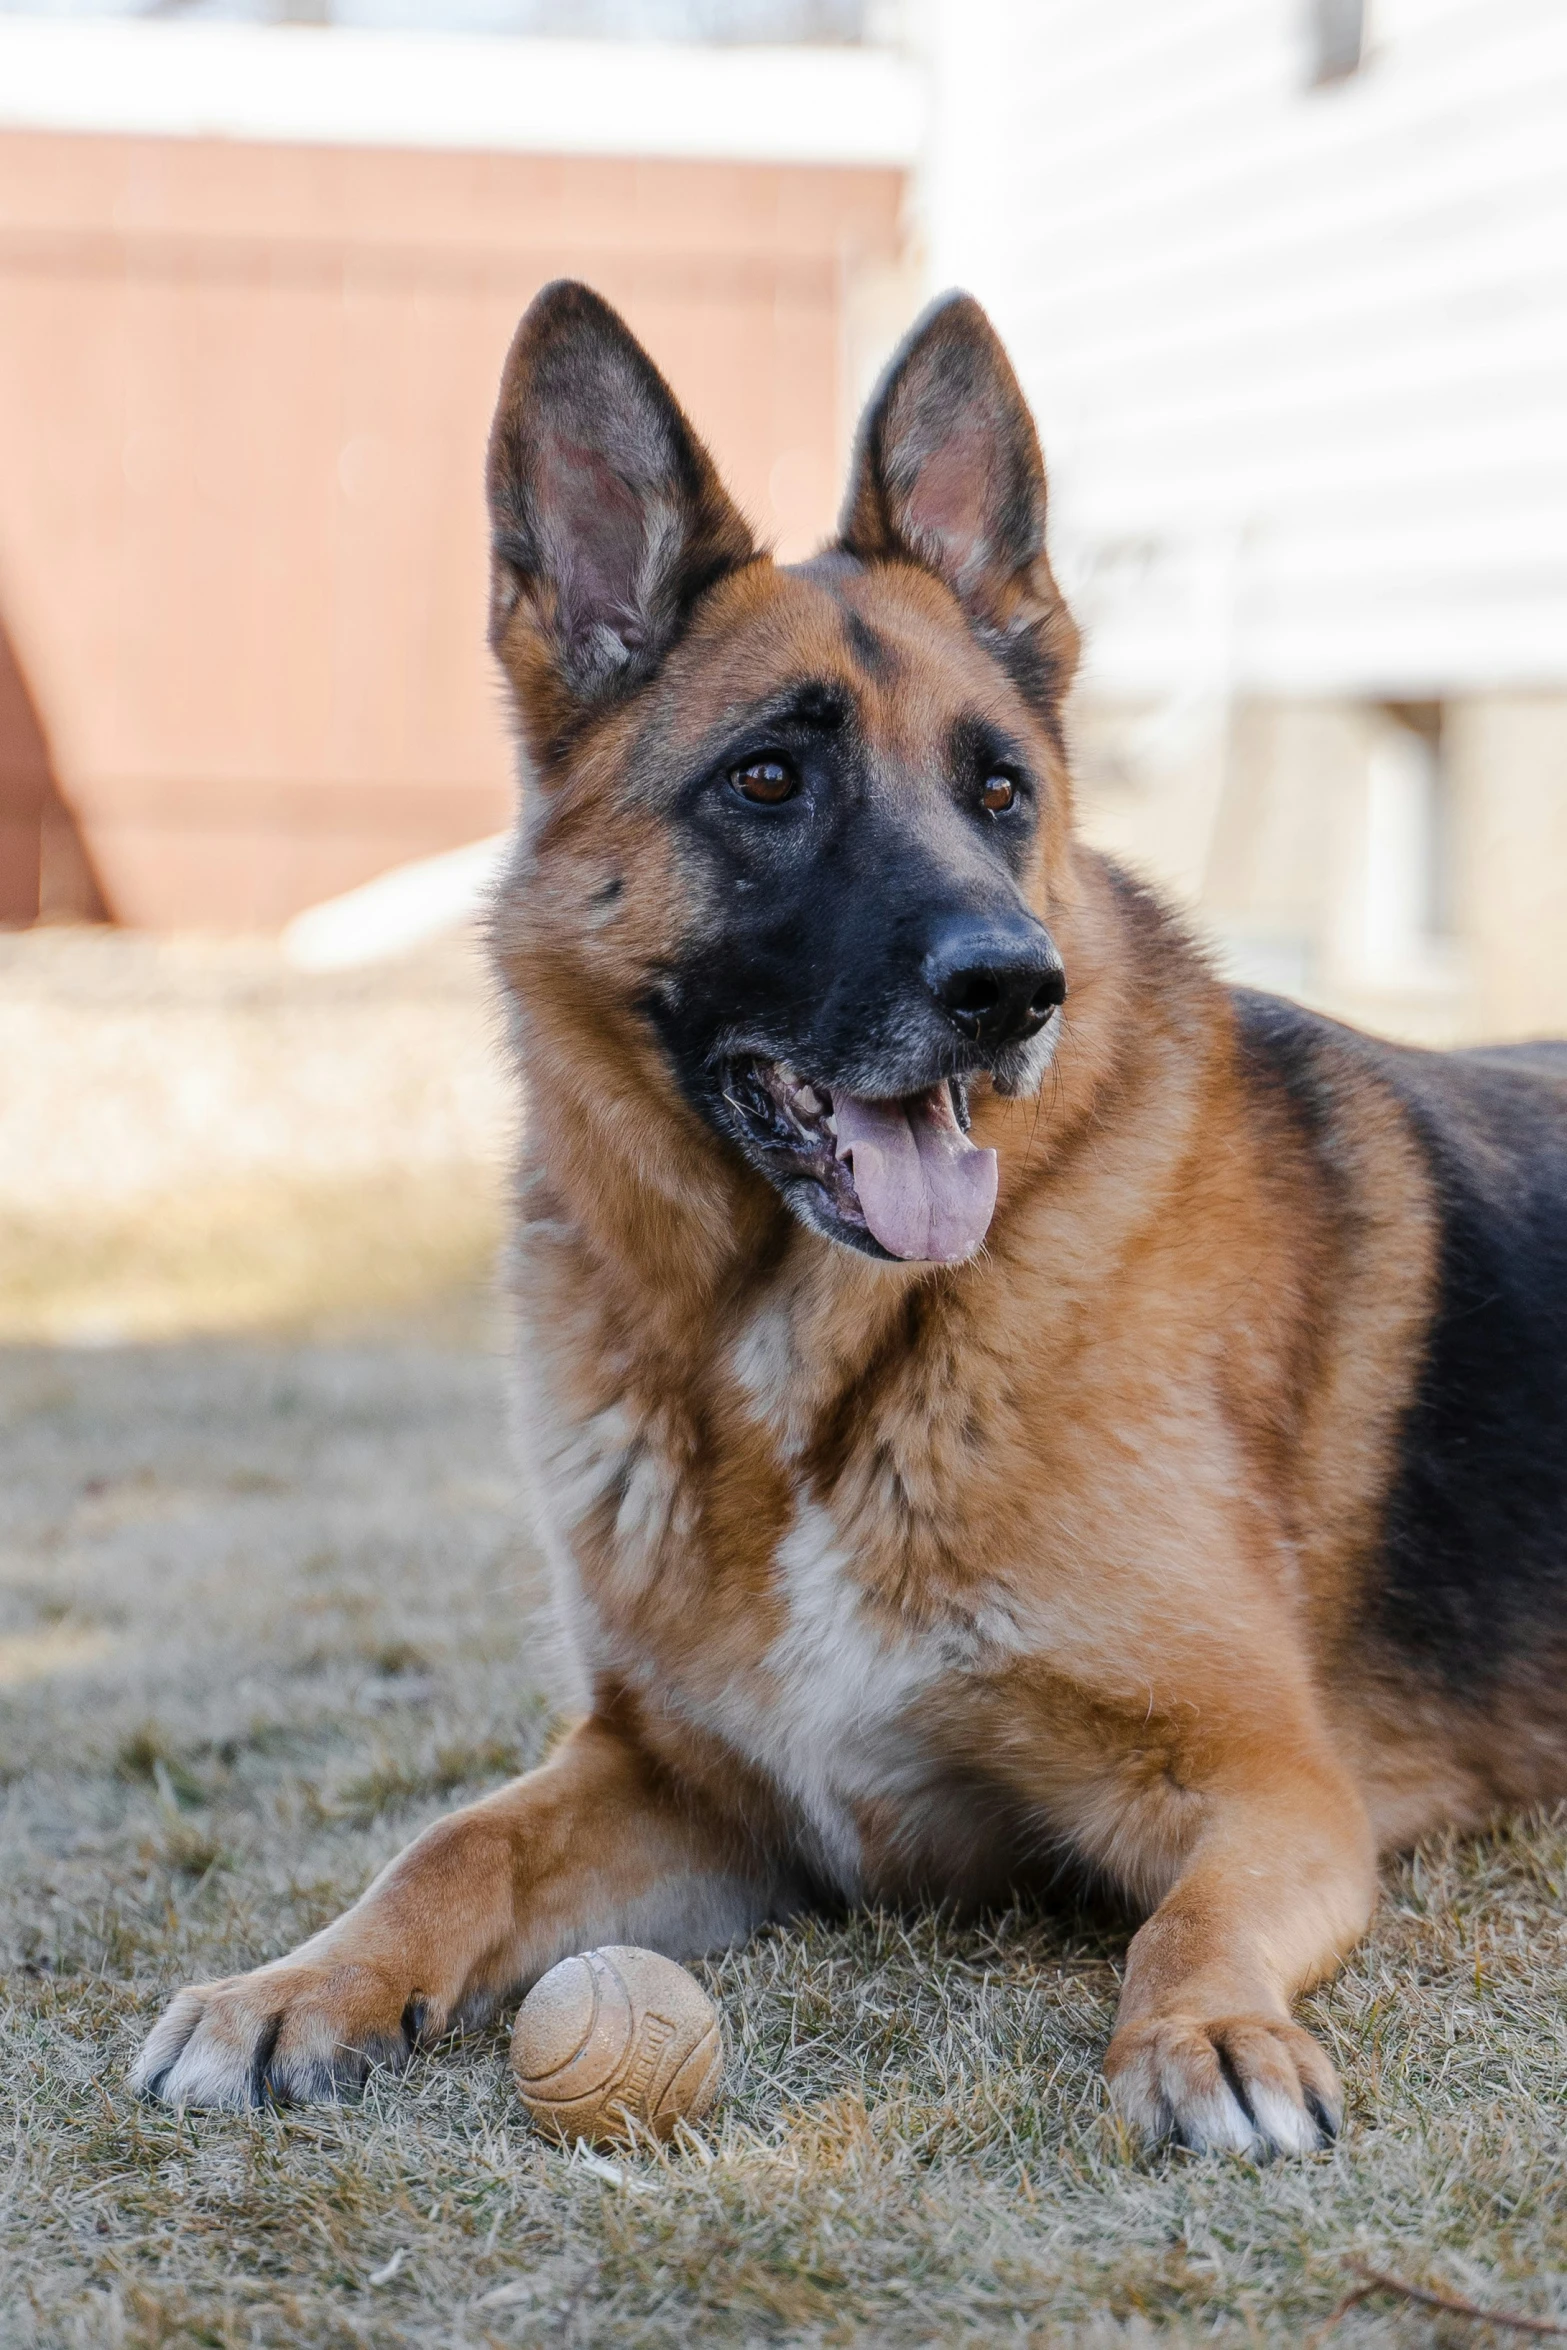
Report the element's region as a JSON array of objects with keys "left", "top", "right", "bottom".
[
  {"left": 980, "top": 775, "right": 1018, "bottom": 814},
  {"left": 730, "top": 757, "right": 797, "bottom": 806}
]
